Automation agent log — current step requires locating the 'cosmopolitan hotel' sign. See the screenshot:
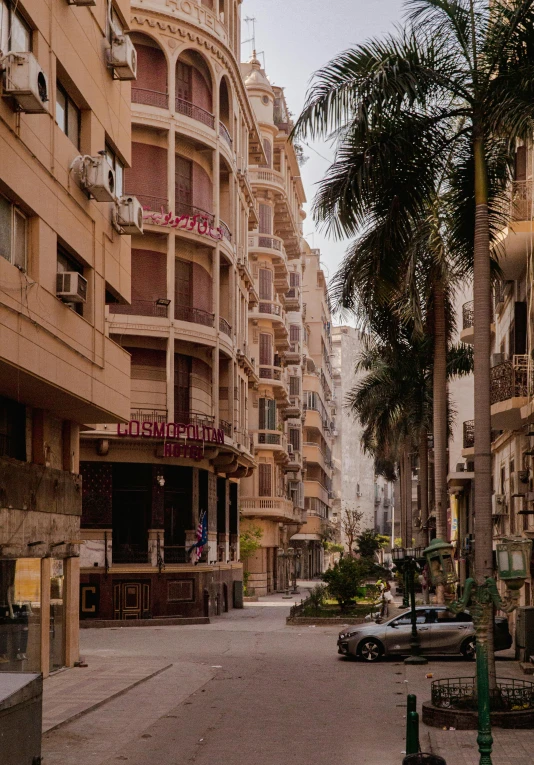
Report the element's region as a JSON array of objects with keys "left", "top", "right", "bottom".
[{"left": 117, "top": 420, "right": 226, "bottom": 461}]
